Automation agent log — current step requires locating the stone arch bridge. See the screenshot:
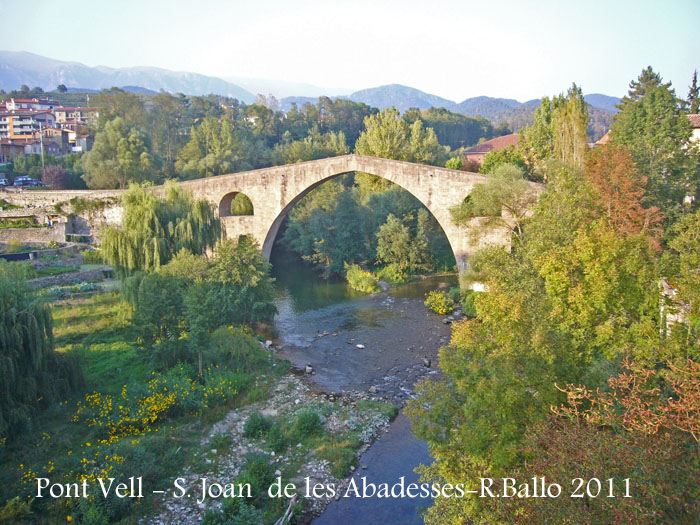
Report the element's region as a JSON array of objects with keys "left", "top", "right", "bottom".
[{"left": 171, "top": 154, "right": 514, "bottom": 272}]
